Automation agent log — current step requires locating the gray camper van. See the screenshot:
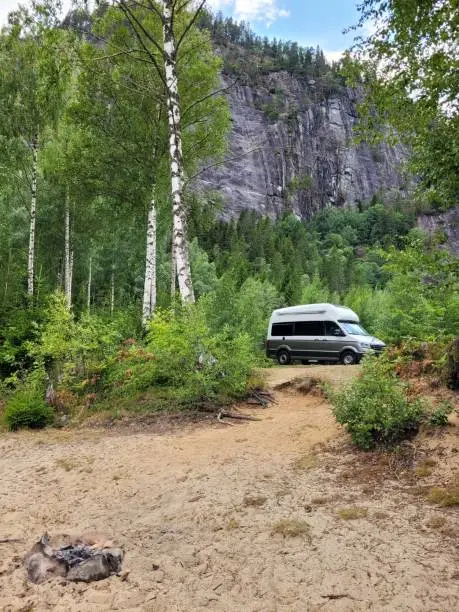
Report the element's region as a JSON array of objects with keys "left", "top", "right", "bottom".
[{"left": 266, "top": 303, "right": 385, "bottom": 365}]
